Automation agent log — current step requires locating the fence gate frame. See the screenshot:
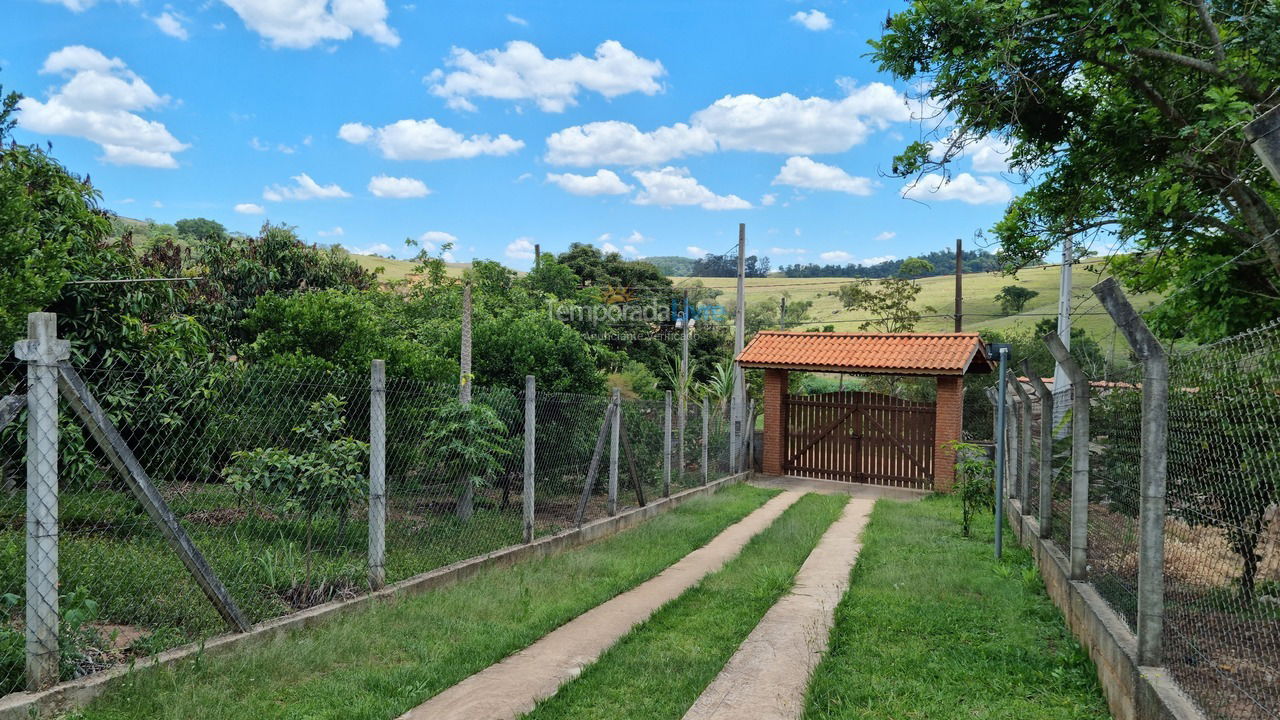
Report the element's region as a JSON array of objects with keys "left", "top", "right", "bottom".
[{"left": 736, "top": 331, "right": 995, "bottom": 492}]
